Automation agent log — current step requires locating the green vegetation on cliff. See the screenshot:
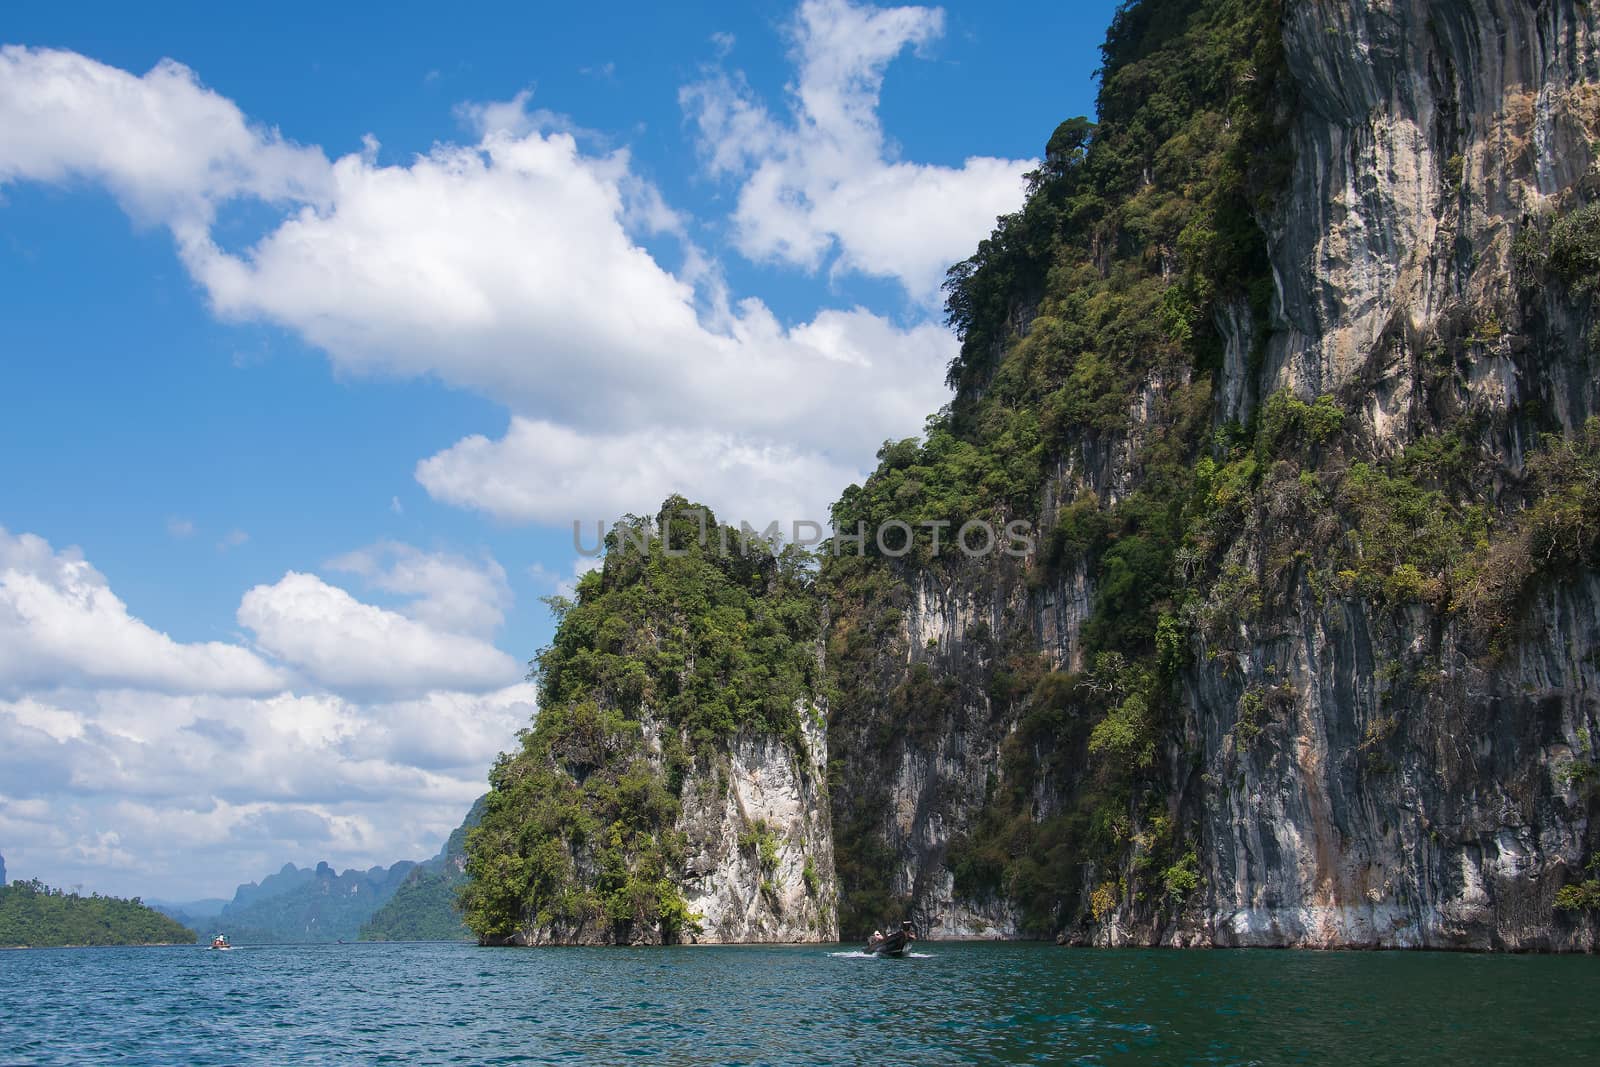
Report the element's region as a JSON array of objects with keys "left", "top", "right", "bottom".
[
  {"left": 359, "top": 868, "right": 470, "bottom": 941},
  {"left": 1556, "top": 856, "right": 1600, "bottom": 912},
  {"left": 462, "top": 499, "right": 821, "bottom": 944},
  {"left": 828, "top": 0, "right": 1600, "bottom": 938},
  {"left": 0, "top": 880, "right": 196, "bottom": 948},
  {"left": 463, "top": 0, "right": 1600, "bottom": 944},
  {"left": 827, "top": 0, "right": 1290, "bottom": 935}
]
